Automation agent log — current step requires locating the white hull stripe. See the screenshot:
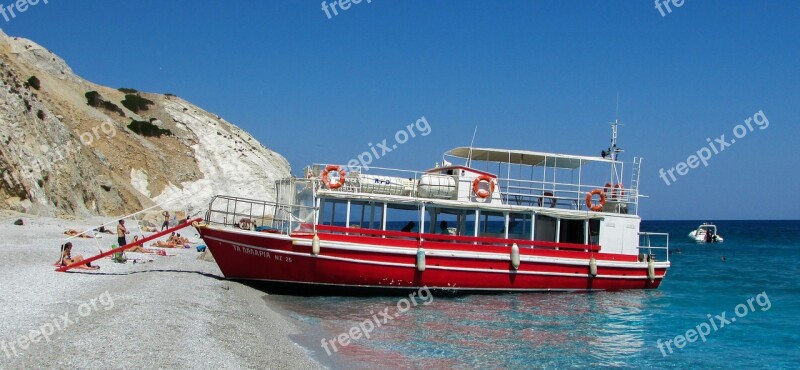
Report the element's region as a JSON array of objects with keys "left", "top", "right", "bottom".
[
  {"left": 204, "top": 235, "right": 667, "bottom": 281},
  {"left": 290, "top": 238, "right": 670, "bottom": 270}
]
